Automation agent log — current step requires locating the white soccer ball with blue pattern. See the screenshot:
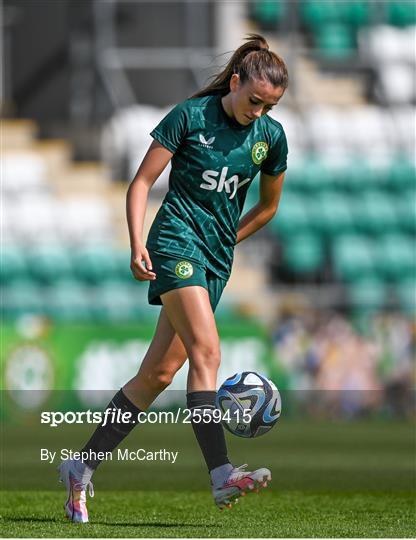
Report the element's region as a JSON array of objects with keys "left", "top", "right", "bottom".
[{"left": 216, "top": 371, "right": 281, "bottom": 438}]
